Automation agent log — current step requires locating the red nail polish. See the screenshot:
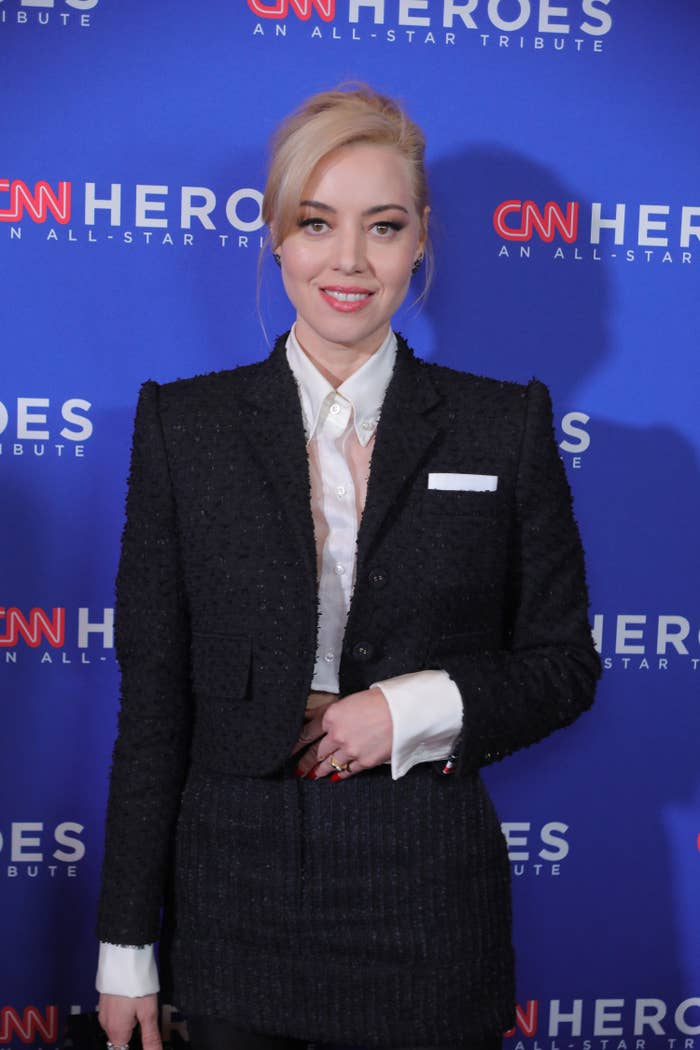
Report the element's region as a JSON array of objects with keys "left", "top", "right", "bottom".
[
  {"left": 295, "top": 767, "right": 305, "bottom": 778},
  {"left": 306, "top": 770, "right": 317, "bottom": 780},
  {"left": 330, "top": 772, "right": 342, "bottom": 782}
]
